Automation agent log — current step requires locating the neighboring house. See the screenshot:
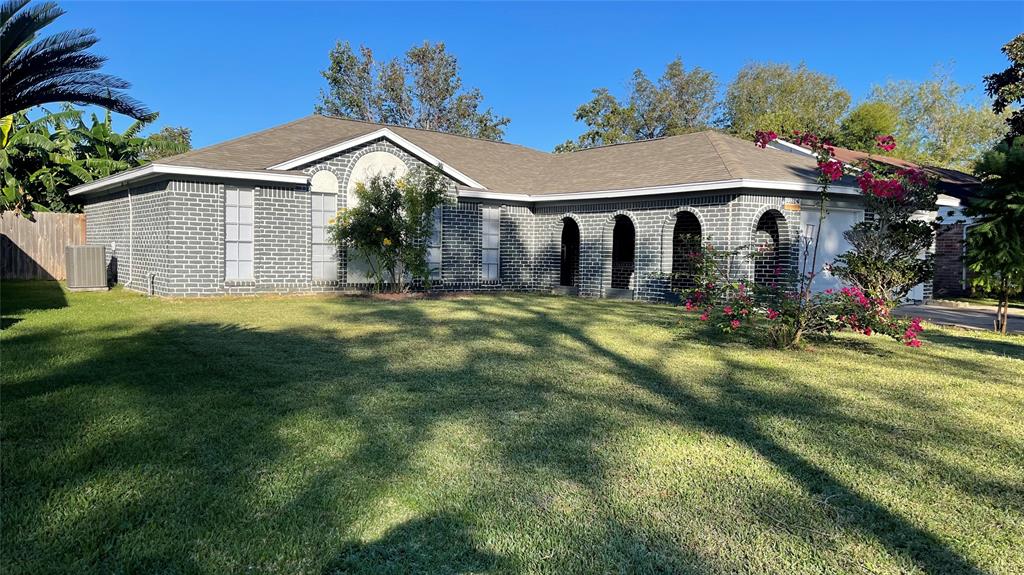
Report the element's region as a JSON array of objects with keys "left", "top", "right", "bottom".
[
  {"left": 72, "top": 115, "right": 877, "bottom": 300},
  {"left": 769, "top": 140, "right": 981, "bottom": 299}
]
